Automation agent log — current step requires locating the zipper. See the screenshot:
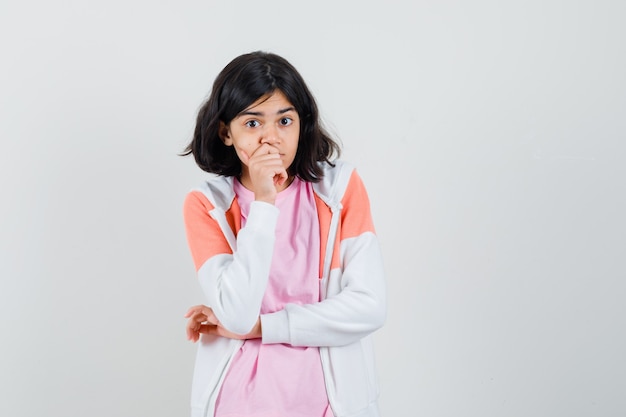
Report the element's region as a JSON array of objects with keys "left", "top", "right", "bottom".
[
  {"left": 320, "top": 202, "right": 342, "bottom": 414},
  {"left": 202, "top": 339, "right": 244, "bottom": 417},
  {"left": 321, "top": 203, "right": 342, "bottom": 298}
]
